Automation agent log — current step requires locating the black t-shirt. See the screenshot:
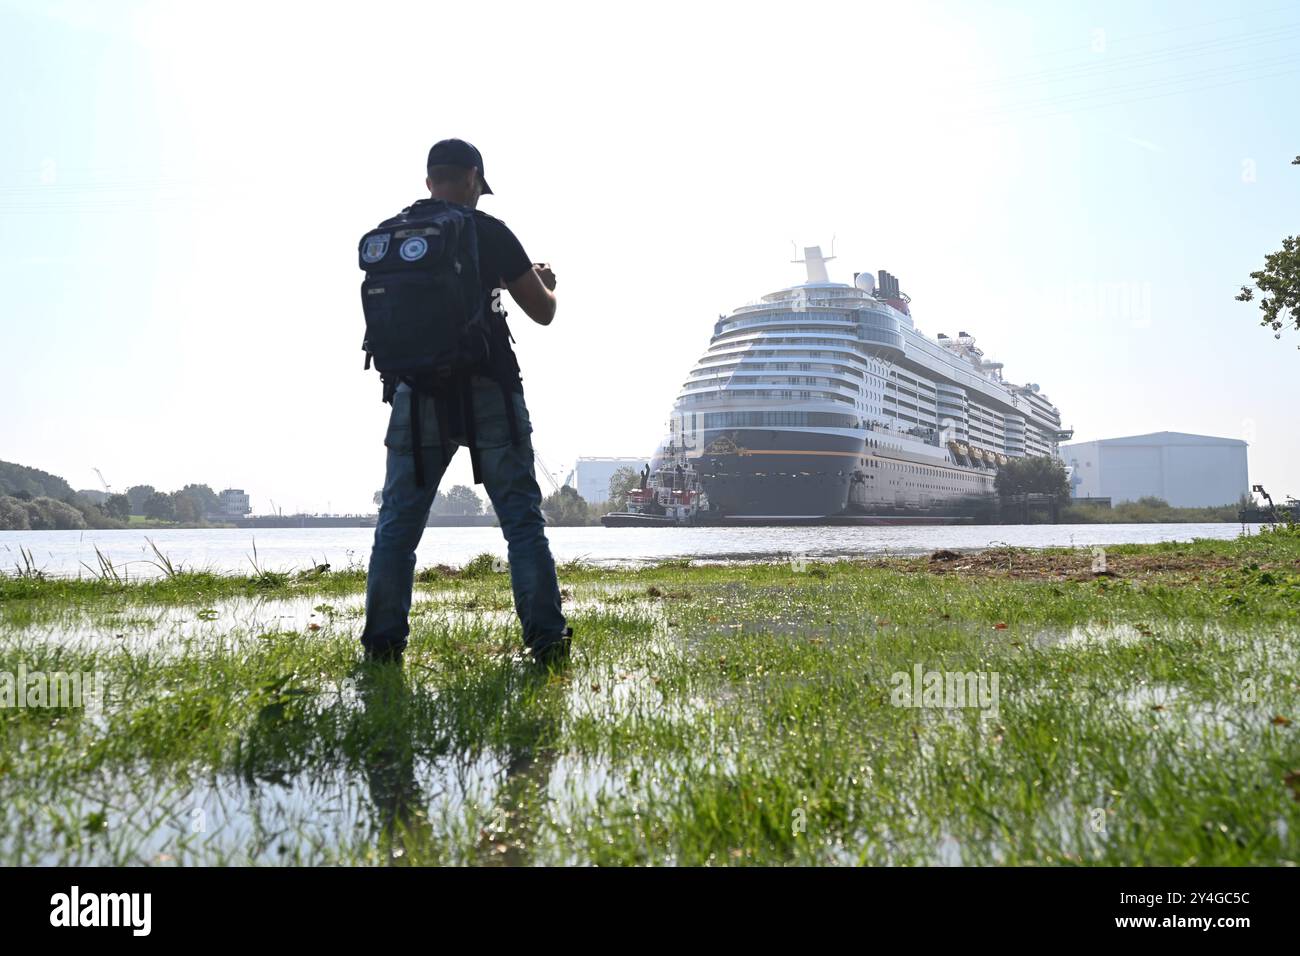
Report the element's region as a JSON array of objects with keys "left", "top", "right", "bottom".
[{"left": 473, "top": 210, "right": 530, "bottom": 391}]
